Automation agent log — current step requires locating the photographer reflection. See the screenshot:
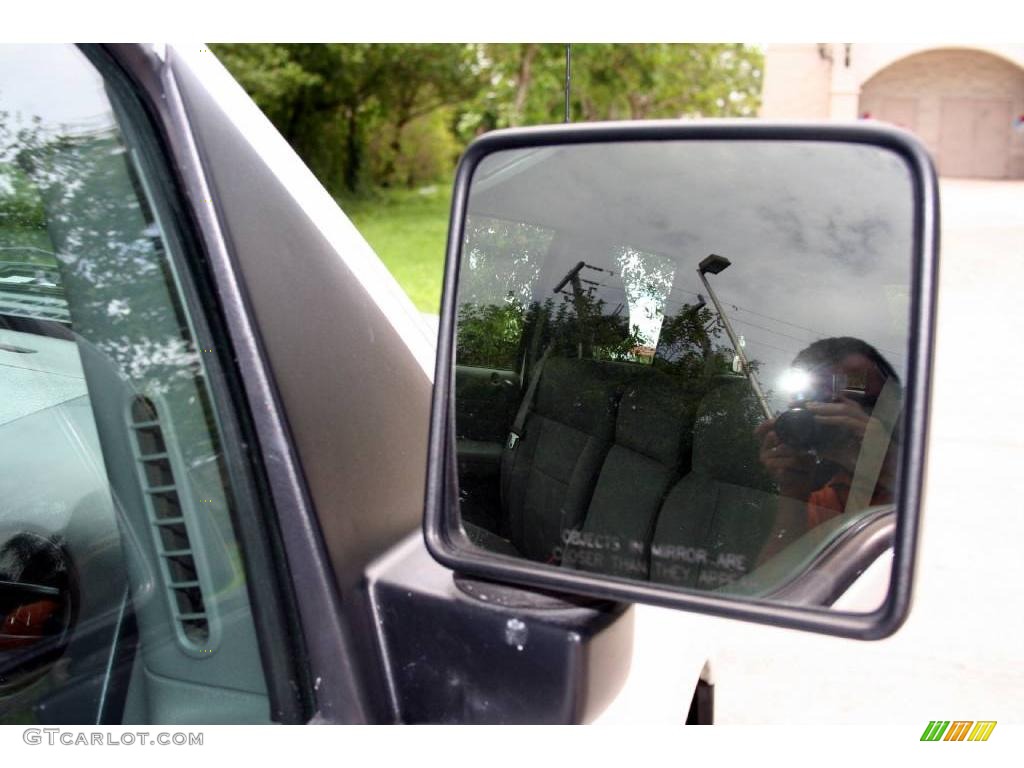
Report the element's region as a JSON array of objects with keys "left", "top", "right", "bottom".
[{"left": 756, "top": 337, "right": 902, "bottom": 559}]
